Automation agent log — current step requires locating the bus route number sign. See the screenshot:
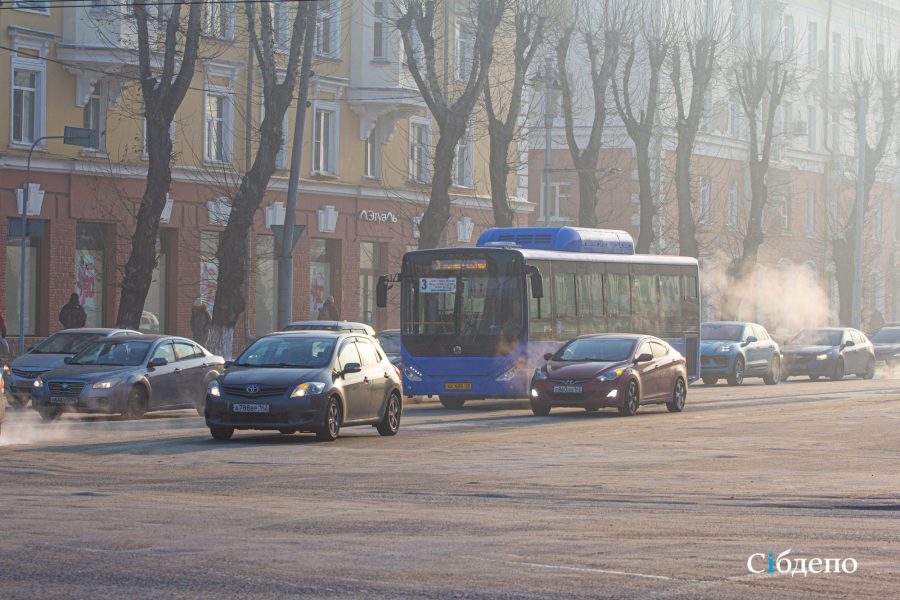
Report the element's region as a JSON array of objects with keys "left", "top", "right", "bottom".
[{"left": 420, "top": 277, "right": 457, "bottom": 294}]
